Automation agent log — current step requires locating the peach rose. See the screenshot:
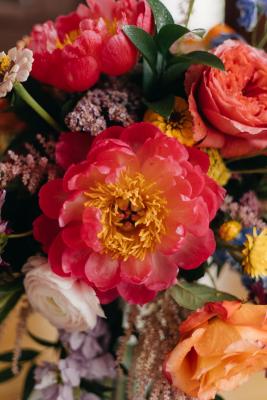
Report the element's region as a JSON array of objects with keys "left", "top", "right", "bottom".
[
  {"left": 186, "top": 40, "right": 267, "bottom": 157},
  {"left": 164, "top": 301, "right": 267, "bottom": 400}
]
